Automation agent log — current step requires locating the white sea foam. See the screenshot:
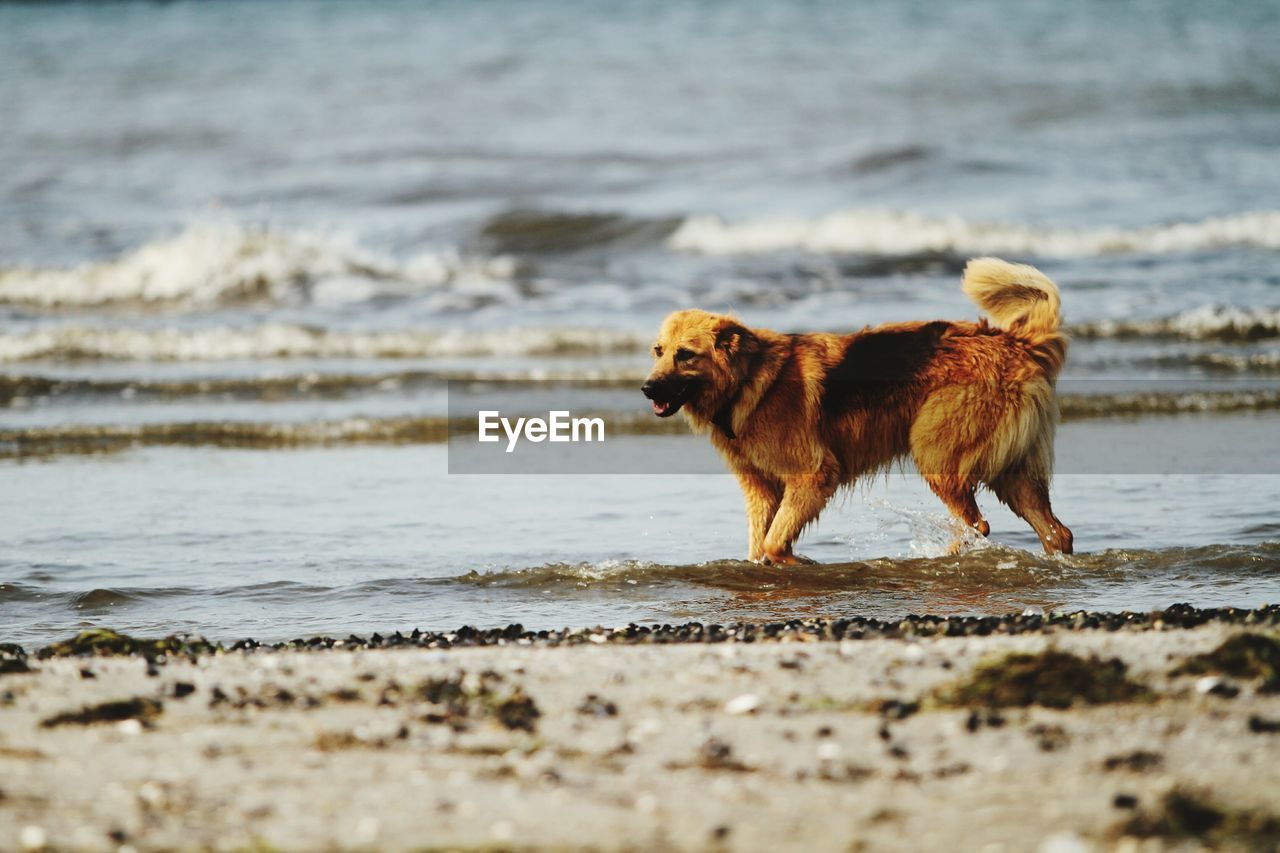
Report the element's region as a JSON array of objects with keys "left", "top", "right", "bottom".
[
  {"left": 1073, "top": 304, "right": 1280, "bottom": 341},
  {"left": 0, "top": 324, "right": 648, "bottom": 363},
  {"left": 0, "top": 224, "right": 515, "bottom": 308},
  {"left": 668, "top": 209, "right": 1280, "bottom": 257}
]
